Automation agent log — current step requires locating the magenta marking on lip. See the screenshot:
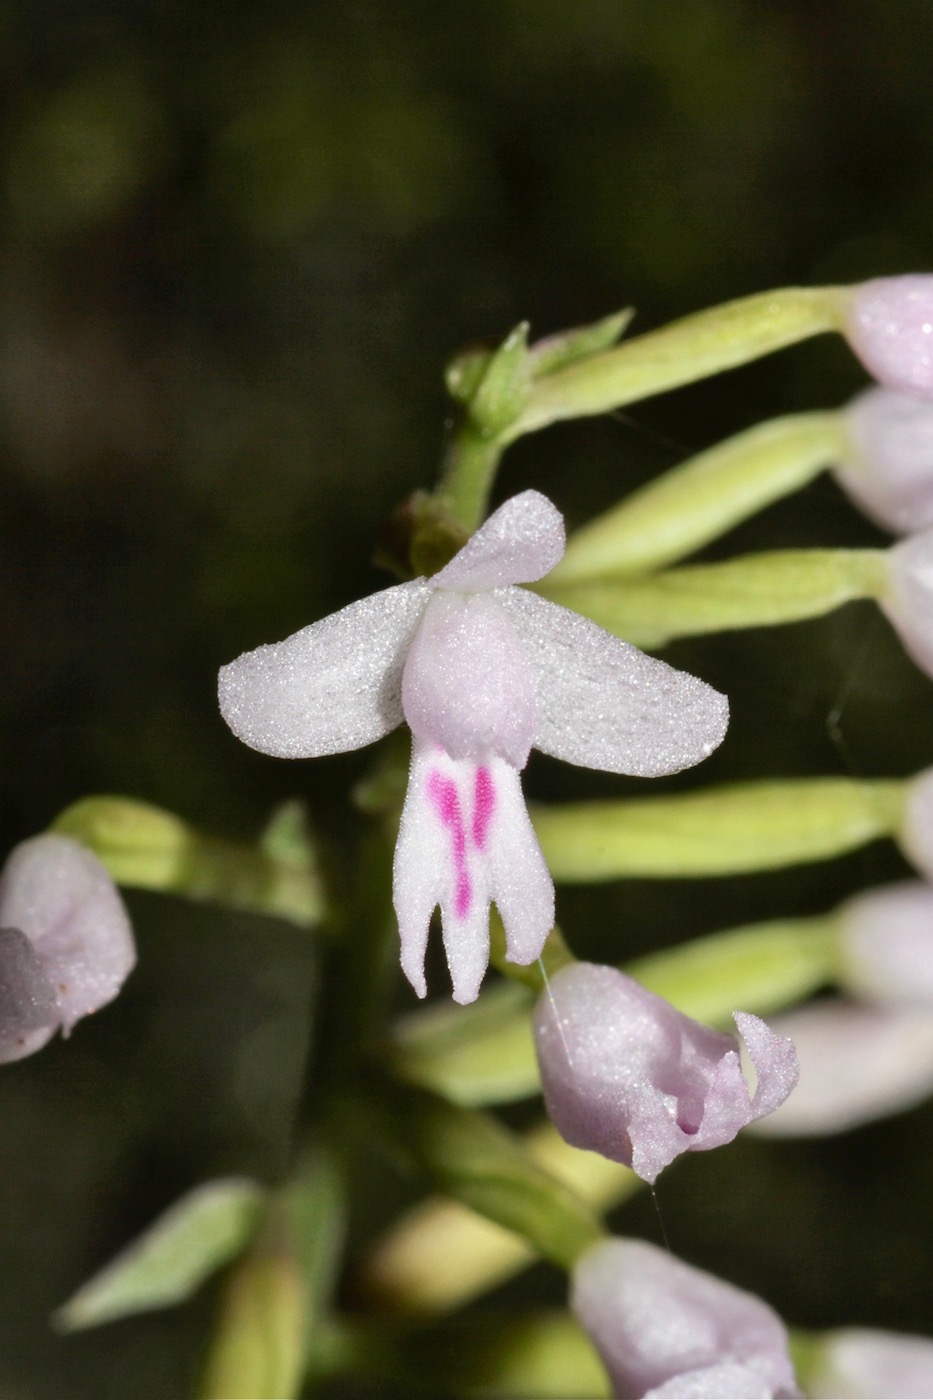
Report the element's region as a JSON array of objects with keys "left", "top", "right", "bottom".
[
  {"left": 427, "top": 769, "right": 472, "bottom": 918},
  {"left": 473, "top": 766, "right": 495, "bottom": 850}
]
